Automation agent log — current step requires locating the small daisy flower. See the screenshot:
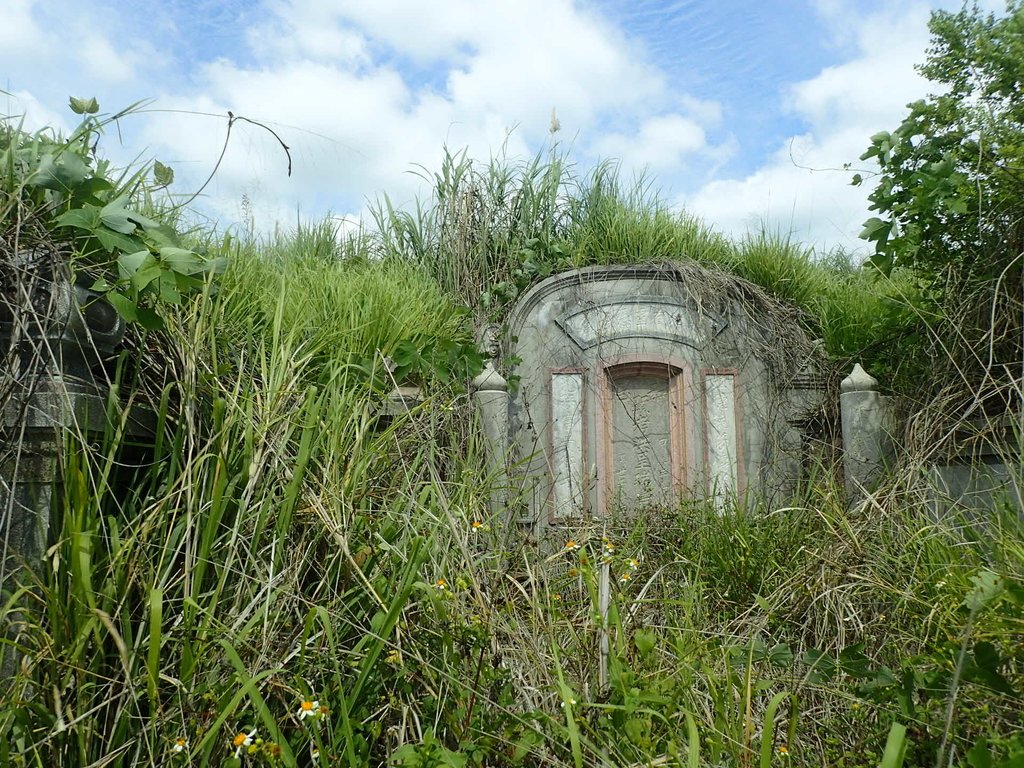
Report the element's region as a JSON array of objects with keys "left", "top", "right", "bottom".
[
  {"left": 470, "top": 520, "right": 485, "bottom": 532},
  {"left": 627, "top": 557, "right": 639, "bottom": 570},
  {"left": 172, "top": 737, "right": 188, "bottom": 753},
  {"left": 233, "top": 729, "right": 256, "bottom": 758},
  {"left": 603, "top": 540, "right": 615, "bottom": 554},
  {"left": 297, "top": 699, "right": 320, "bottom": 720},
  {"left": 564, "top": 539, "right": 580, "bottom": 551},
  {"left": 777, "top": 744, "right": 789, "bottom": 756},
  {"left": 434, "top": 578, "right": 448, "bottom": 591},
  {"left": 560, "top": 697, "right": 577, "bottom": 708},
  {"left": 620, "top": 572, "right": 632, "bottom": 583}
]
